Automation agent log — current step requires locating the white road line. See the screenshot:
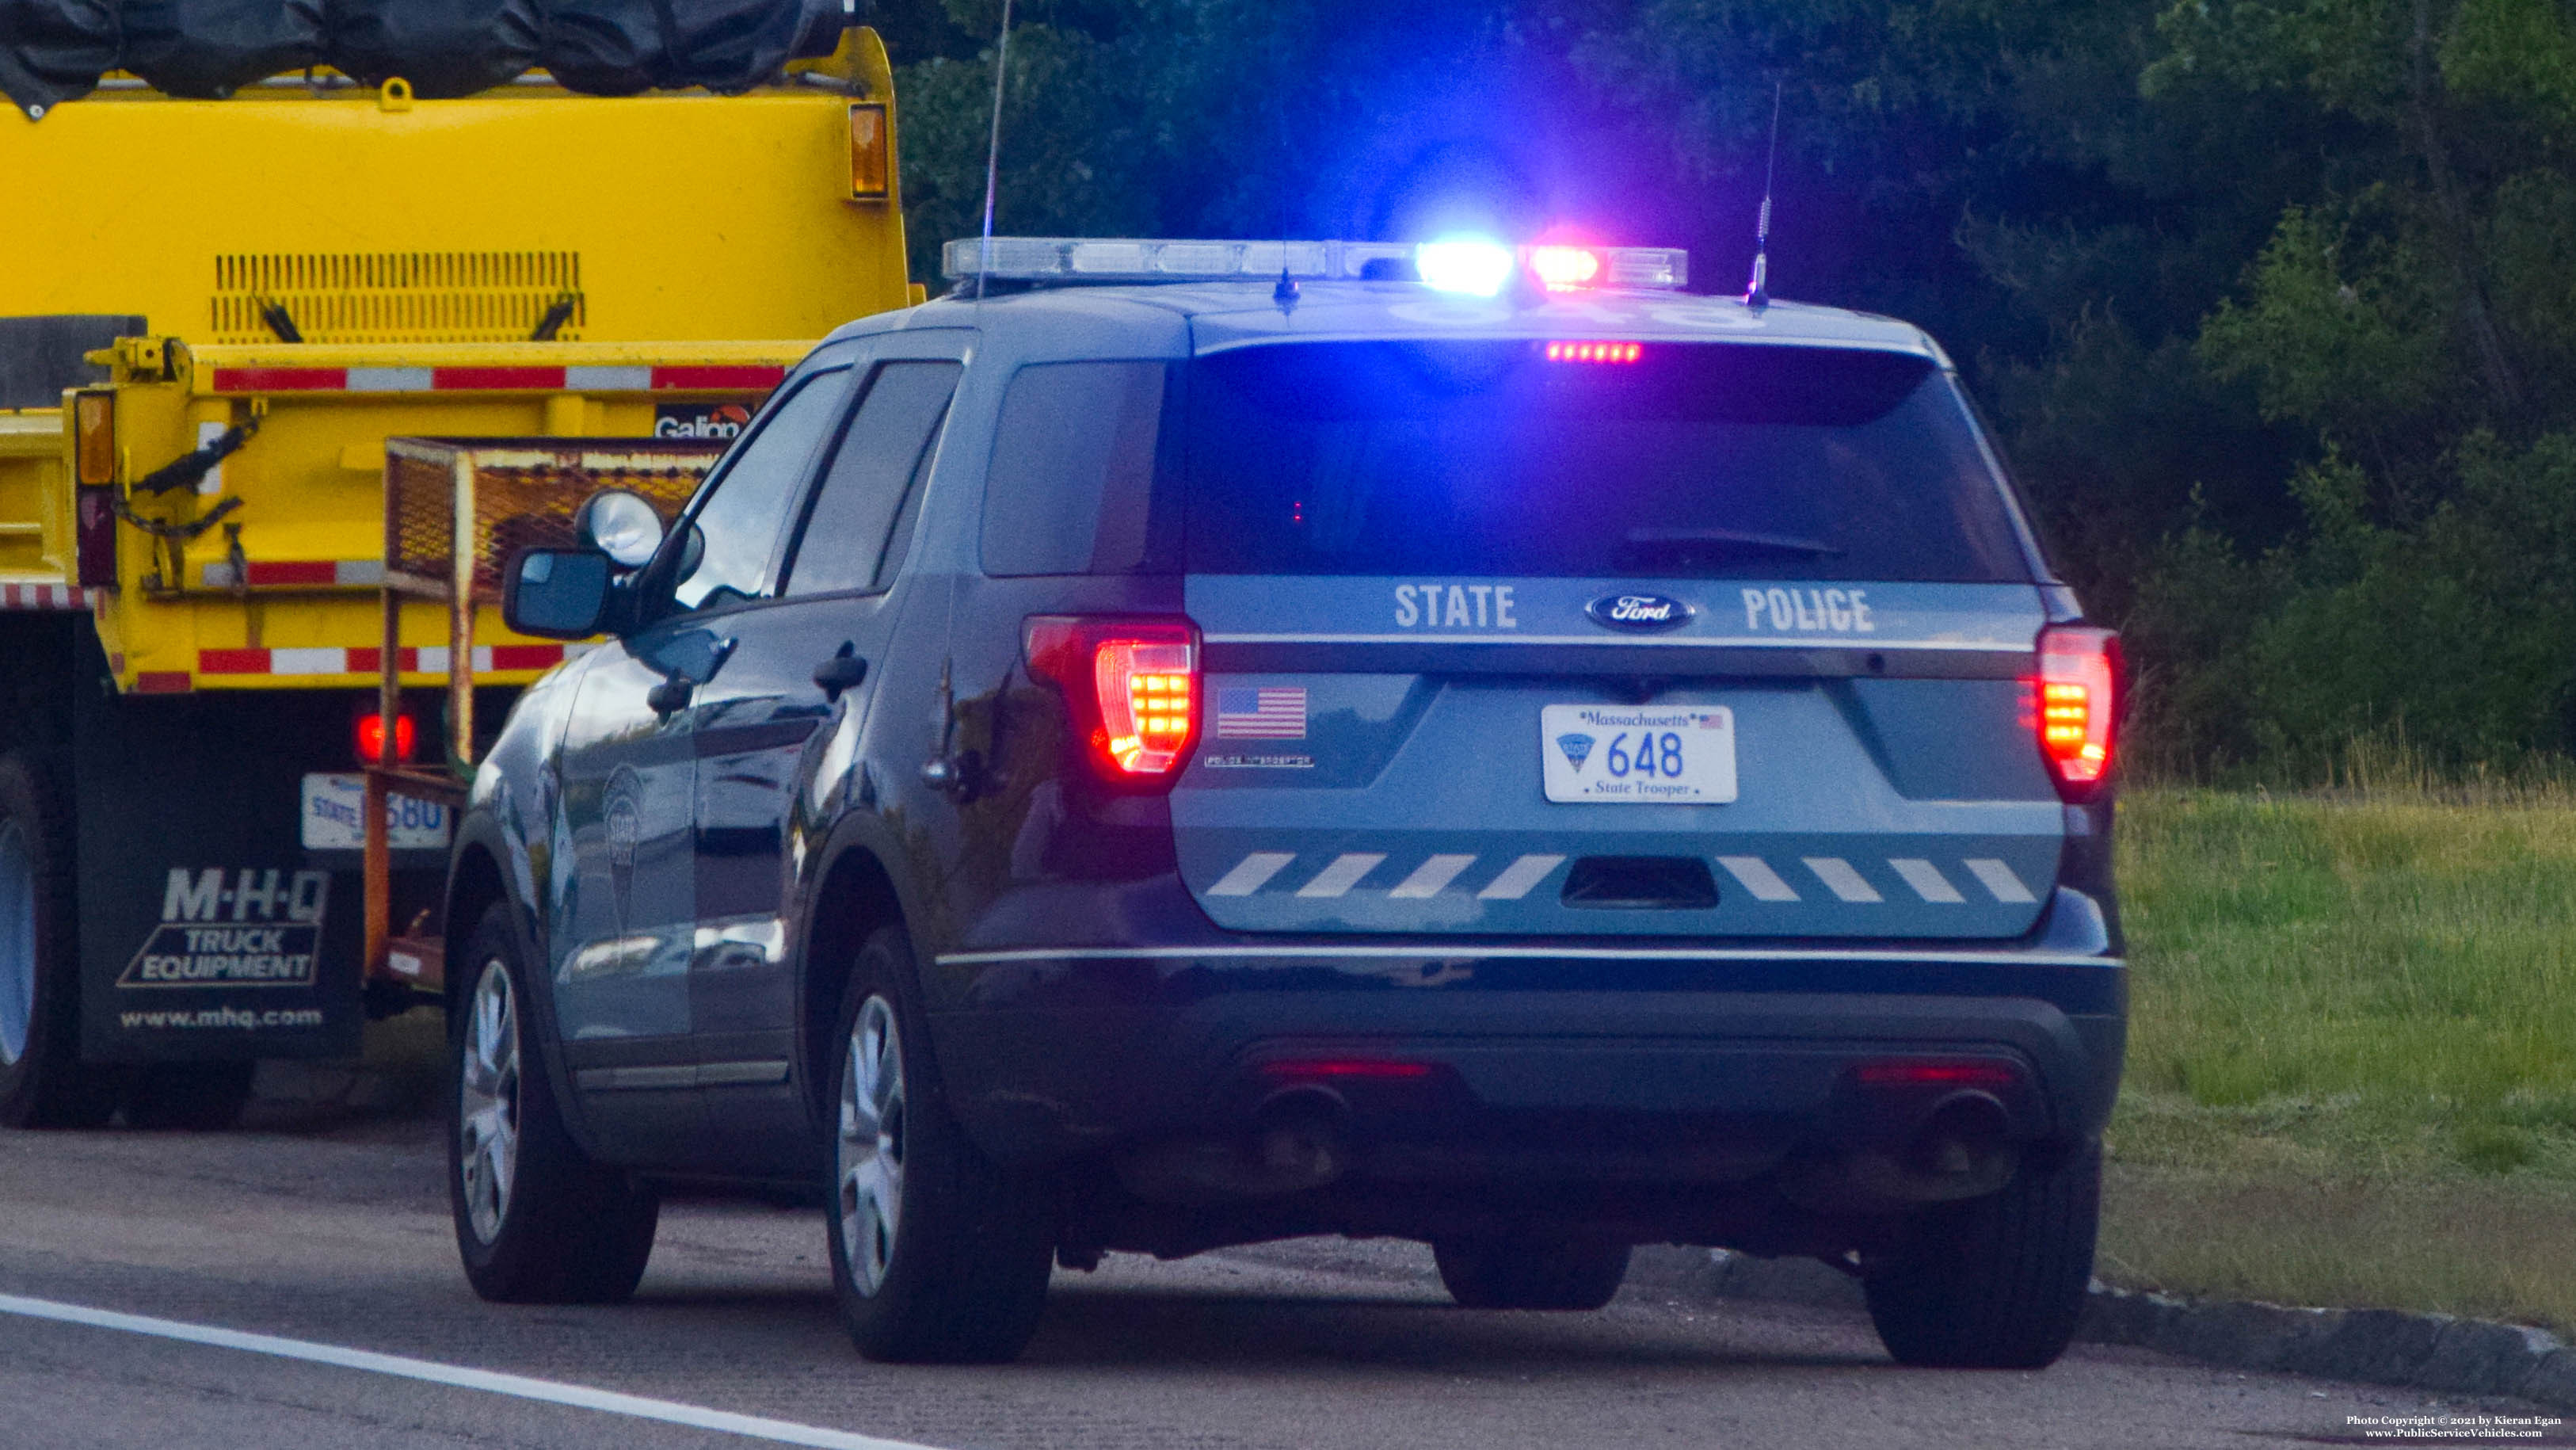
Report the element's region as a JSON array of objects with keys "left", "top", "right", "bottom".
[
  {"left": 1296, "top": 853, "right": 1386, "bottom": 899},
  {"left": 1802, "top": 857, "right": 1883, "bottom": 903},
  {"left": 1887, "top": 858, "right": 1965, "bottom": 904},
  {"left": 1964, "top": 858, "right": 2038, "bottom": 904},
  {"left": 1715, "top": 857, "right": 1800, "bottom": 902},
  {"left": 1208, "top": 851, "right": 1296, "bottom": 896},
  {"left": 1477, "top": 853, "right": 1566, "bottom": 901},
  {"left": 0, "top": 1292, "right": 939, "bottom": 1450},
  {"left": 1389, "top": 854, "right": 1477, "bottom": 899}
]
